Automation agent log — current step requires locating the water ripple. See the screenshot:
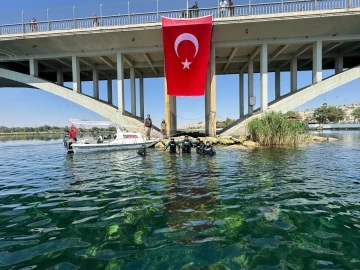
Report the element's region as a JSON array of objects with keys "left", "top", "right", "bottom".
[{"left": 0, "top": 132, "right": 359, "bottom": 269}]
